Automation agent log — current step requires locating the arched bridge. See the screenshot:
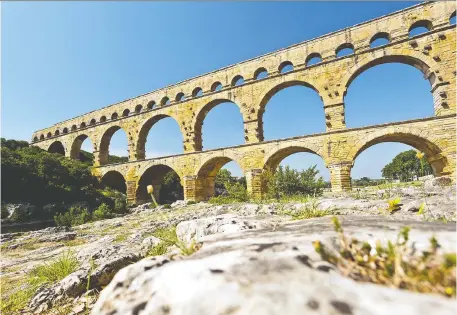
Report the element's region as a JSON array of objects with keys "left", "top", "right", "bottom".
[{"left": 31, "top": 2, "right": 456, "bottom": 204}]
